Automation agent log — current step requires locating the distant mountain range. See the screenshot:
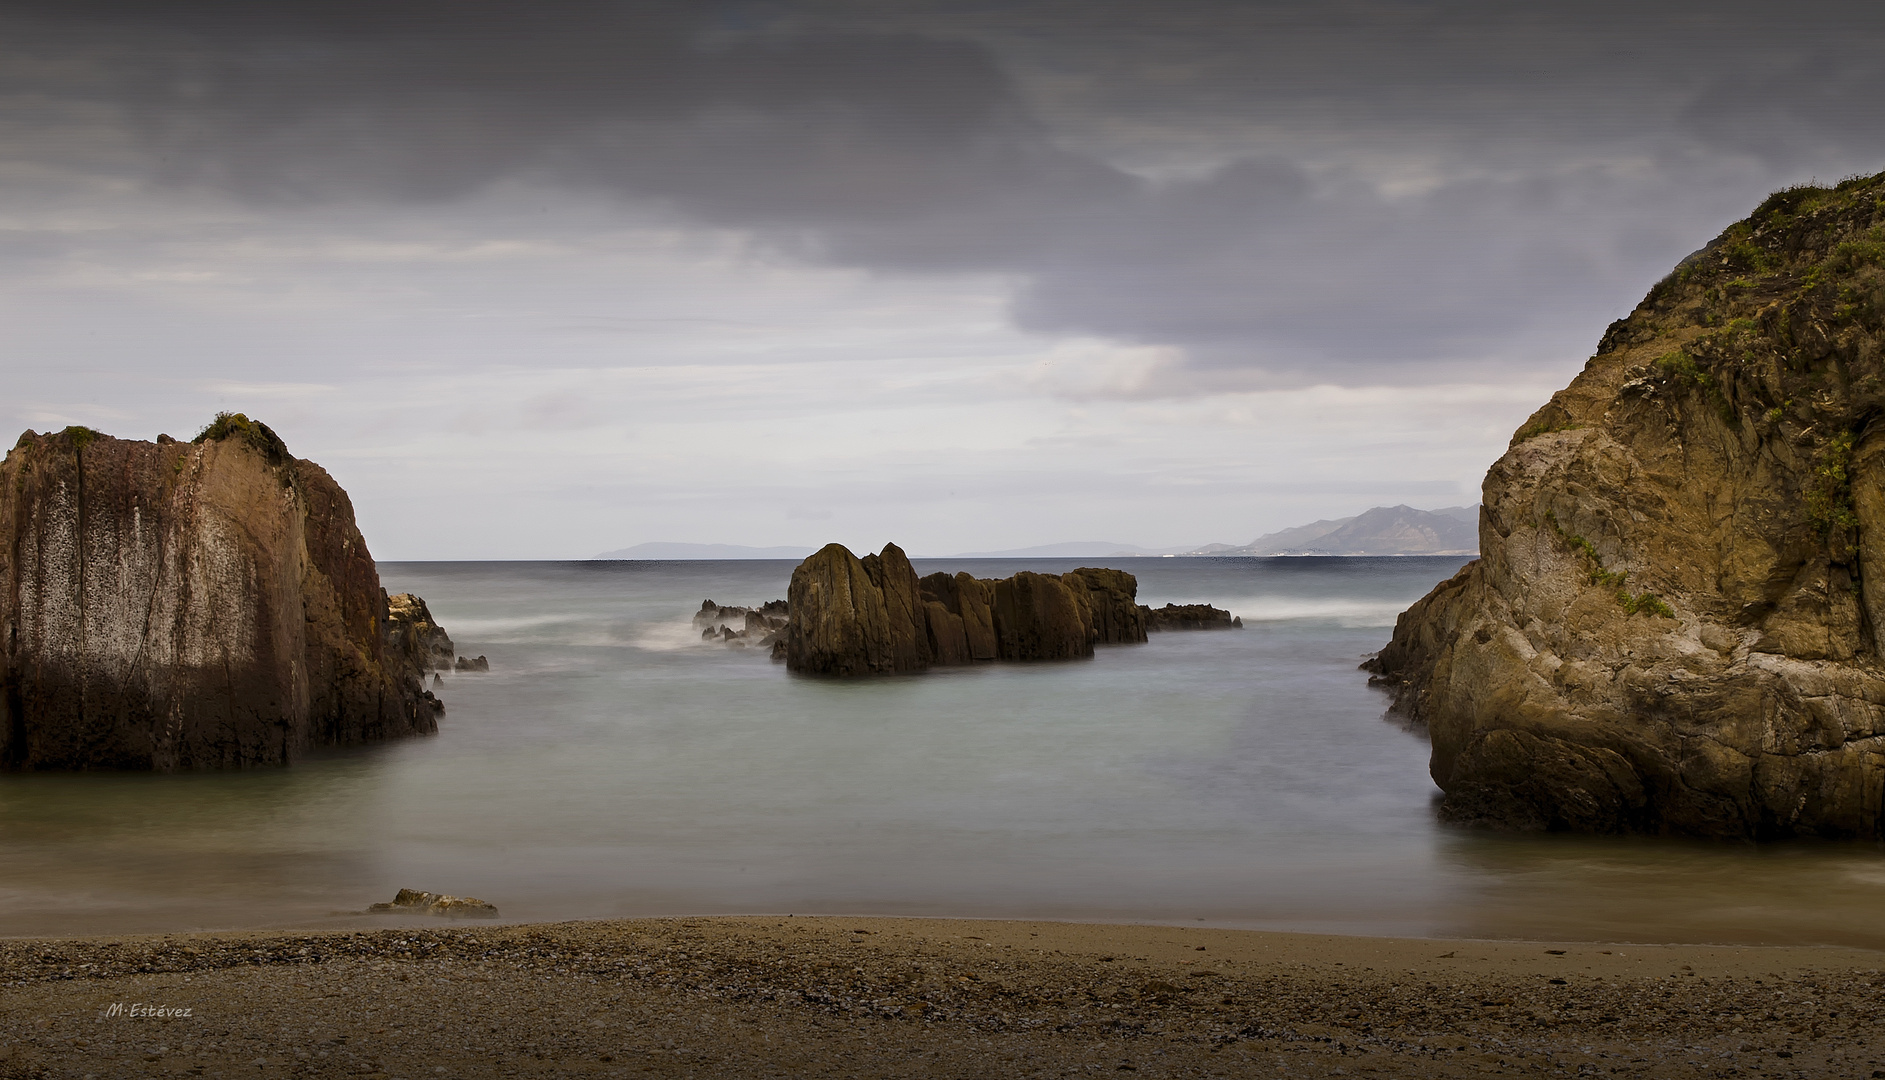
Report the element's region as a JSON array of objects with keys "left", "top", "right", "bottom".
[
  {"left": 1203, "top": 504, "right": 1479, "bottom": 556},
  {"left": 593, "top": 542, "right": 814, "bottom": 560},
  {"left": 595, "top": 505, "right": 1479, "bottom": 561},
  {"left": 949, "top": 541, "right": 1192, "bottom": 558}
]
